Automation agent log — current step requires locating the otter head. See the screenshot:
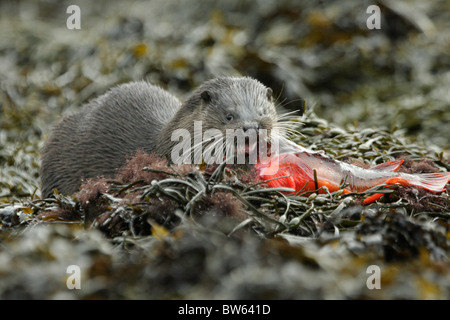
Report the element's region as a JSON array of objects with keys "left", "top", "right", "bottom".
[
  {"left": 193, "top": 77, "right": 277, "bottom": 164},
  {"left": 196, "top": 77, "right": 276, "bottom": 133},
  {"left": 158, "top": 77, "right": 279, "bottom": 165}
]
